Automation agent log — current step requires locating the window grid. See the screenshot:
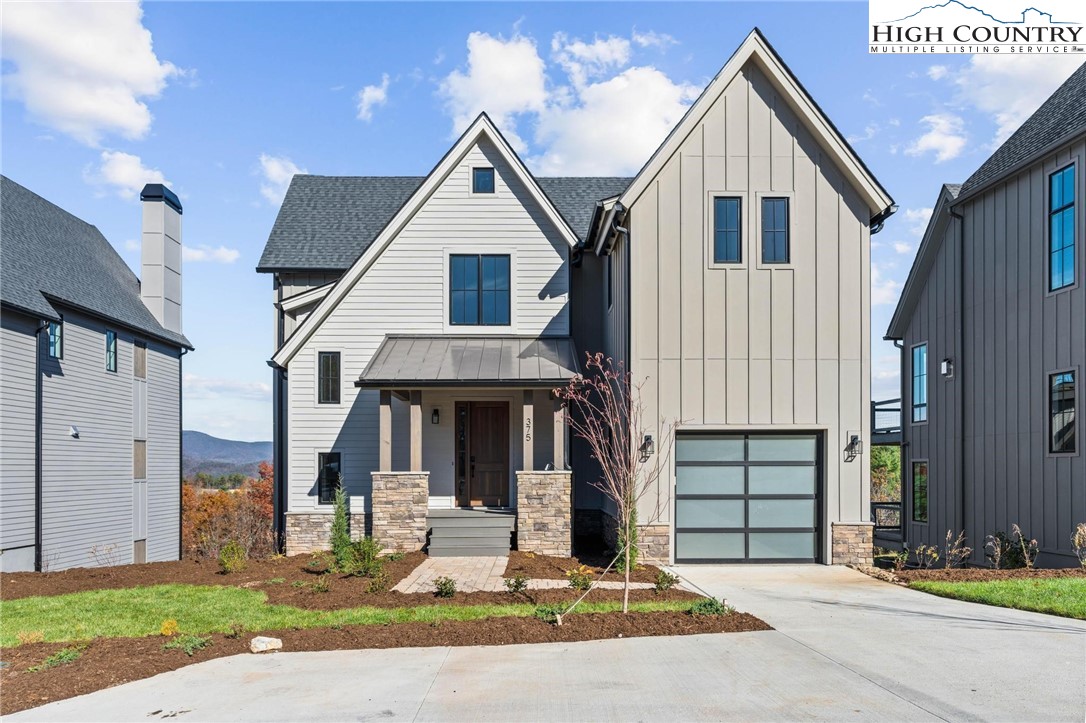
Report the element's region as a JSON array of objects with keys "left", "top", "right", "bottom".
[
  {"left": 761, "top": 197, "right": 790, "bottom": 264},
  {"left": 912, "top": 344, "right": 928, "bottom": 423},
  {"left": 317, "top": 452, "right": 341, "bottom": 505},
  {"left": 47, "top": 321, "right": 62, "bottom": 359},
  {"left": 713, "top": 197, "right": 742, "bottom": 263},
  {"left": 912, "top": 461, "right": 928, "bottom": 523},
  {"left": 450, "top": 254, "right": 510, "bottom": 326},
  {"left": 472, "top": 167, "right": 495, "bottom": 194},
  {"left": 1049, "top": 165, "right": 1076, "bottom": 292},
  {"left": 318, "top": 352, "right": 340, "bottom": 405},
  {"left": 106, "top": 330, "right": 117, "bottom": 372},
  {"left": 1049, "top": 371, "right": 1076, "bottom": 454}
]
